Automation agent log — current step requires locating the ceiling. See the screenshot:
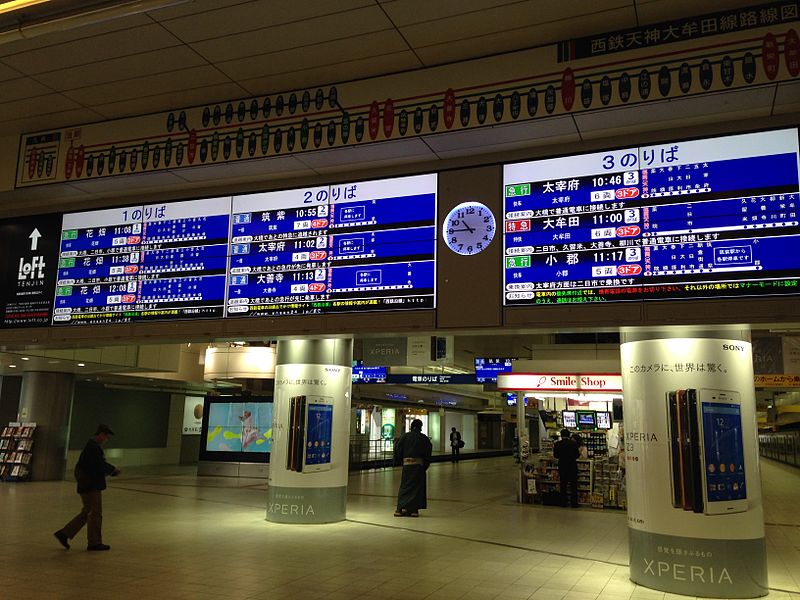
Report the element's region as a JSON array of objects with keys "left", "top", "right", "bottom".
[
  {"left": 1, "top": 0, "right": 795, "bottom": 213},
  {"left": 0, "top": 1, "right": 797, "bottom": 399},
  {"left": 0, "top": 0, "right": 773, "bottom": 136}
]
